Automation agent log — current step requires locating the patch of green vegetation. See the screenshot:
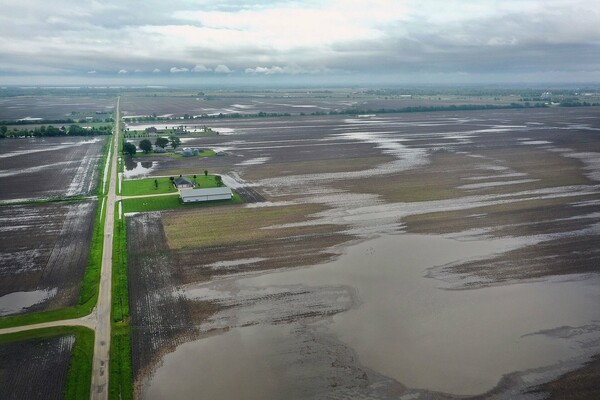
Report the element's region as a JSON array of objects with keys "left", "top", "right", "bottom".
[
  {"left": 110, "top": 208, "right": 133, "bottom": 400},
  {"left": 0, "top": 195, "right": 89, "bottom": 207},
  {"left": 164, "top": 203, "right": 322, "bottom": 249},
  {"left": 76, "top": 195, "right": 105, "bottom": 308},
  {"left": 98, "top": 135, "right": 112, "bottom": 197},
  {"left": 122, "top": 192, "right": 241, "bottom": 213},
  {"left": 0, "top": 326, "right": 94, "bottom": 400},
  {"left": 122, "top": 177, "right": 177, "bottom": 196}
]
